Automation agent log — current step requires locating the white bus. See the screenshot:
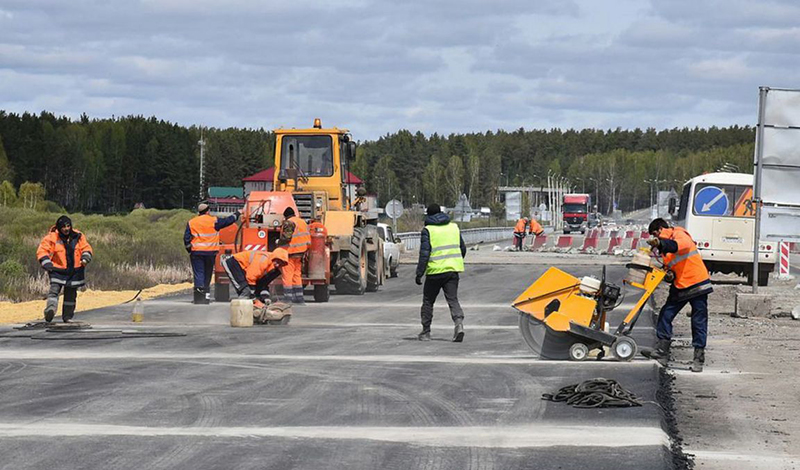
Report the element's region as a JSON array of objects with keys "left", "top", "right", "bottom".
[{"left": 671, "top": 172, "right": 776, "bottom": 286}]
